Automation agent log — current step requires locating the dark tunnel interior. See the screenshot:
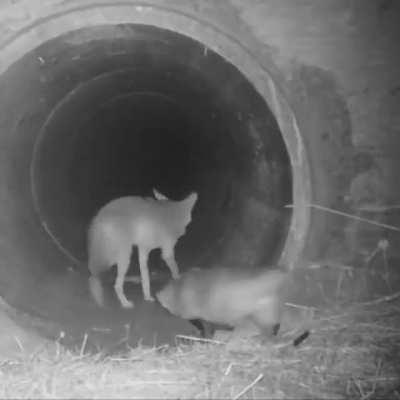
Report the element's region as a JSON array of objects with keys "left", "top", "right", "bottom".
[{"left": 0, "top": 24, "right": 292, "bottom": 346}]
